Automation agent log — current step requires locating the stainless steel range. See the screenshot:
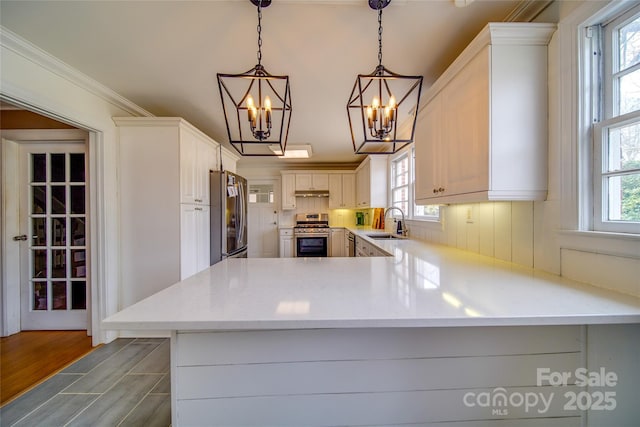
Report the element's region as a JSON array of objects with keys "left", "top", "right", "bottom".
[{"left": 294, "top": 213, "right": 330, "bottom": 257}]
